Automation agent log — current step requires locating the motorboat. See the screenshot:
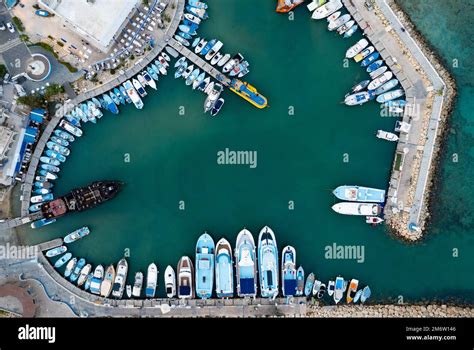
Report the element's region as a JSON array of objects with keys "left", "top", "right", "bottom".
[
  {"left": 258, "top": 226, "right": 279, "bottom": 298},
  {"left": 312, "top": 279, "right": 321, "bottom": 296},
  {"left": 223, "top": 53, "right": 243, "bottom": 73},
  {"left": 333, "top": 186, "right": 386, "bottom": 203},
  {"left": 366, "top": 59, "right": 384, "bottom": 73},
  {"left": 192, "top": 72, "right": 206, "bottom": 90},
  {"left": 64, "top": 258, "right": 77, "bottom": 278},
  {"left": 89, "top": 265, "right": 104, "bottom": 295},
  {"left": 100, "top": 265, "right": 115, "bottom": 298},
  {"left": 195, "top": 232, "right": 215, "bottom": 299},
  {"left": 317, "top": 283, "right": 326, "bottom": 299},
  {"left": 132, "top": 78, "right": 147, "bottom": 98},
  {"left": 328, "top": 14, "right": 351, "bottom": 31},
  {"left": 332, "top": 202, "right": 383, "bottom": 216},
  {"left": 217, "top": 53, "right": 231, "bottom": 67},
  {"left": 344, "top": 24, "right": 358, "bottom": 38},
  {"left": 346, "top": 279, "right": 359, "bottom": 303},
  {"left": 366, "top": 216, "right": 384, "bottom": 225},
  {"left": 304, "top": 272, "right": 315, "bottom": 296},
  {"left": 281, "top": 245, "right": 297, "bottom": 297},
  {"left": 145, "top": 263, "right": 158, "bottom": 298},
  {"left": 182, "top": 64, "right": 194, "bottom": 79},
  {"left": 174, "top": 35, "right": 190, "bottom": 46},
  {"left": 368, "top": 71, "right": 394, "bottom": 90},
  {"left": 215, "top": 238, "right": 234, "bottom": 298},
  {"left": 312, "top": 0, "right": 342, "bottom": 20},
  {"left": 175, "top": 61, "right": 188, "bottom": 79},
  {"left": 54, "top": 252, "right": 72, "bottom": 268},
  {"left": 374, "top": 79, "right": 399, "bottom": 95},
  {"left": 46, "top": 246, "right": 67, "bottom": 258},
  {"left": 354, "top": 46, "right": 375, "bottom": 63},
  {"left": 177, "top": 256, "right": 195, "bottom": 299},
  {"left": 361, "top": 52, "right": 381, "bottom": 67},
  {"left": 360, "top": 286, "right": 371, "bottom": 303},
  {"left": 210, "top": 97, "right": 225, "bottom": 117},
  {"left": 197, "top": 77, "right": 210, "bottom": 92},
  {"left": 141, "top": 71, "right": 157, "bottom": 90},
  {"left": 376, "top": 130, "right": 399, "bottom": 142},
  {"left": 346, "top": 39, "right": 369, "bottom": 58},
  {"left": 369, "top": 66, "right": 388, "bottom": 79},
  {"left": 327, "top": 280, "right": 335, "bottom": 296},
  {"left": 333, "top": 276, "right": 344, "bottom": 304},
  {"left": 185, "top": 68, "right": 200, "bottom": 86},
  {"left": 204, "top": 83, "right": 223, "bottom": 113},
  {"left": 185, "top": 13, "right": 201, "bottom": 25},
  {"left": 376, "top": 89, "right": 405, "bottom": 103},
  {"left": 350, "top": 79, "right": 370, "bottom": 93},
  {"left": 132, "top": 272, "right": 143, "bottom": 298},
  {"left": 54, "top": 129, "right": 75, "bottom": 142},
  {"left": 235, "top": 229, "right": 257, "bottom": 298},
  {"left": 200, "top": 39, "right": 216, "bottom": 56},
  {"left": 111, "top": 258, "right": 128, "bottom": 299},
  {"left": 195, "top": 38, "right": 207, "bottom": 54},
  {"left": 59, "top": 120, "right": 82, "bottom": 137},
  {"left": 326, "top": 11, "right": 341, "bottom": 23},
  {"left": 77, "top": 264, "right": 92, "bottom": 286},
  {"left": 64, "top": 227, "right": 90, "bottom": 244},
  {"left": 205, "top": 40, "right": 223, "bottom": 61},
  {"left": 70, "top": 258, "right": 85, "bottom": 283},
  {"left": 211, "top": 52, "right": 223, "bottom": 66},
  {"left": 164, "top": 265, "right": 176, "bottom": 298},
  {"left": 344, "top": 91, "right": 374, "bottom": 106},
  {"left": 307, "top": 0, "right": 327, "bottom": 12},
  {"left": 123, "top": 80, "right": 144, "bottom": 109},
  {"left": 337, "top": 20, "right": 355, "bottom": 35},
  {"left": 174, "top": 57, "right": 186, "bottom": 68}
]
